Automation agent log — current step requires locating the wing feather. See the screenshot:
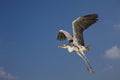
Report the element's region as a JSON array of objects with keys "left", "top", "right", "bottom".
[
  {"left": 72, "top": 14, "right": 98, "bottom": 45},
  {"left": 57, "top": 30, "right": 73, "bottom": 41}
]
